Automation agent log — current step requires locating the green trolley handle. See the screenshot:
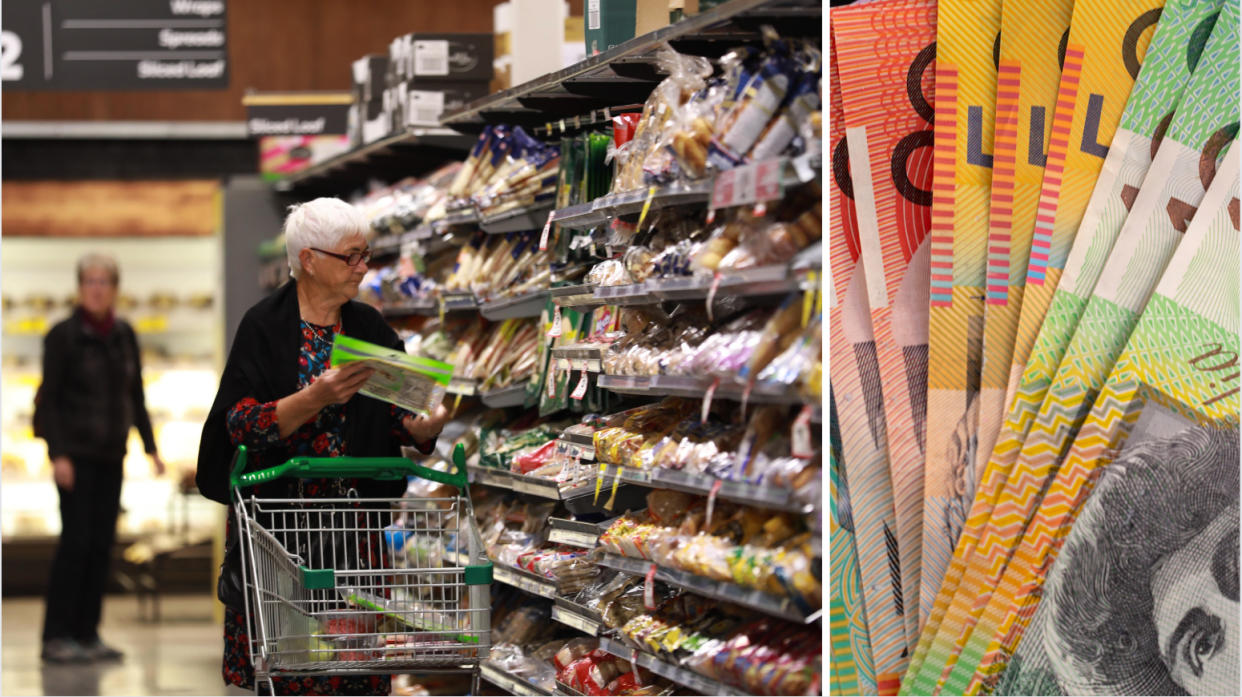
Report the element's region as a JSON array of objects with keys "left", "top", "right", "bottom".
[
  {"left": 228, "top": 444, "right": 492, "bottom": 591},
  {"left": 229, "top": 444, "right": 470, "bottom": 491}
]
